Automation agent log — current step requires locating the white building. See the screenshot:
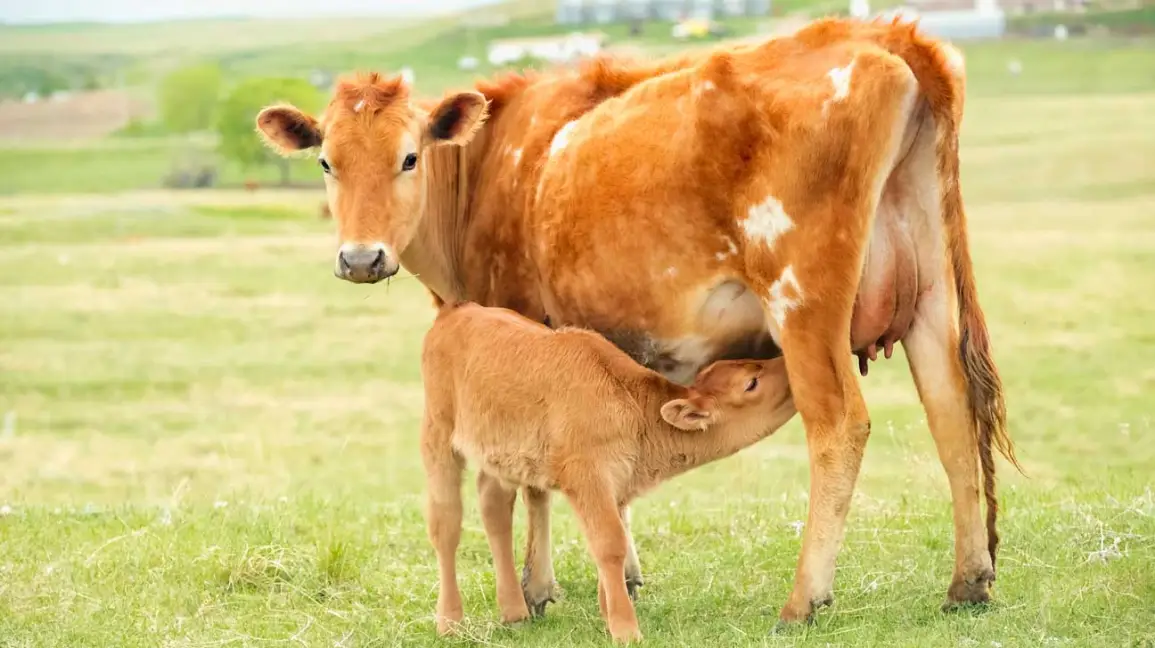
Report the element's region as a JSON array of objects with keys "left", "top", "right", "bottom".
[{"left": 487, "top": 32, "right": 608, "bottom": 66}]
